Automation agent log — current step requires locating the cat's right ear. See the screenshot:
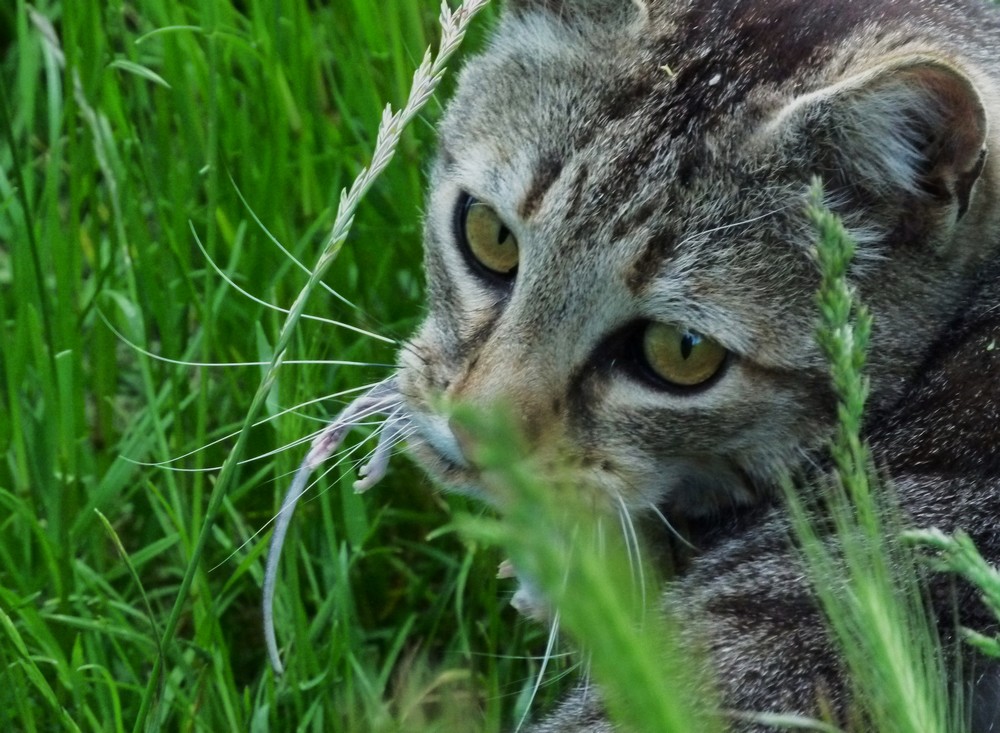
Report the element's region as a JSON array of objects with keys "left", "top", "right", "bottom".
[{"left": 767, "top": 55, "right": 988, "bottom": 218}]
